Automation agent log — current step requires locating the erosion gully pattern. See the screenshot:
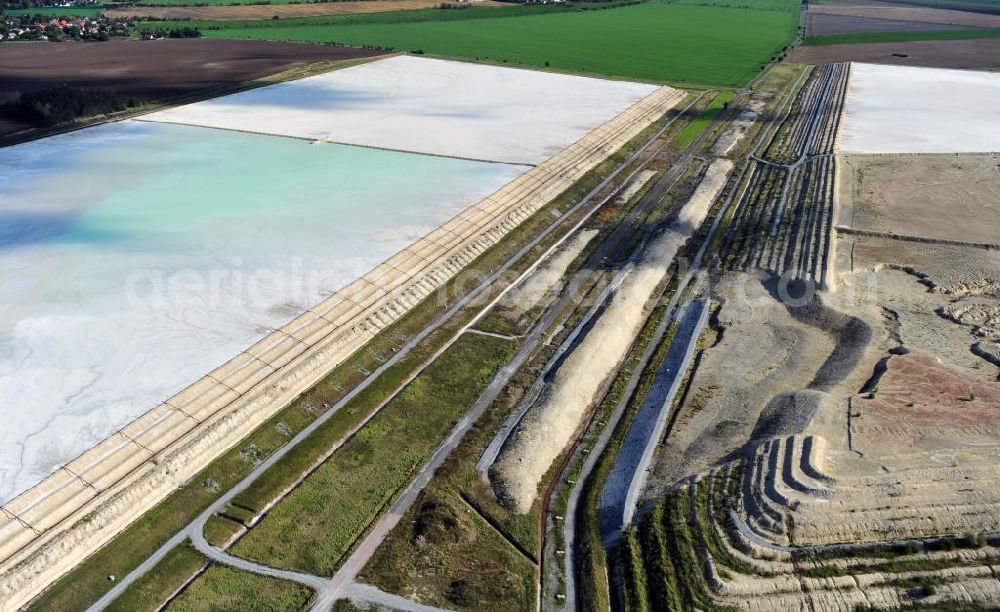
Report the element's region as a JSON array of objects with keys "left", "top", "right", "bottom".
[
  {"left": 625, "top": 434, "right": 1000, "bottom": 611},
  {"left": 720, "top": 63, "right": 849, "bottom": 288}
]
